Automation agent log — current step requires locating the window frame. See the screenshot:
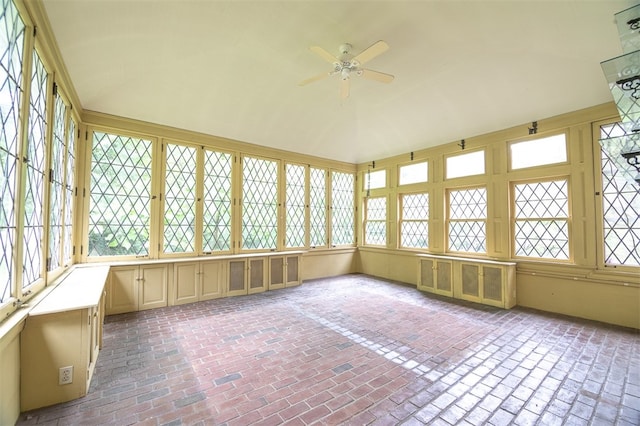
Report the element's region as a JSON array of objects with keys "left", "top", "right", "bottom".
[
  {"left": 398, "top": 191, "right": 430, "bottom": 250},
  {"left": 446, "top": 185, "right": 488, "bottom": 254},
  {"left": 507, "top": 132, "right": 569, "bottom": 172},
  {"left": 363, "top": 195, "right": 387, "bottom": 246},
  {"left": 398, "top": 160, "right": 429, "bottom": 186},
  {"left": 330, "top": 169, "right": 355, "bottom": 247},
  {"left": 510, "top": 177, "right": 572, "bottom": 262},
  {"left": 445, "top": 149, "right": 486, "bottom": 180},
  {"left": 284, "top": 162, "right": 307, "bottom": 250}
]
